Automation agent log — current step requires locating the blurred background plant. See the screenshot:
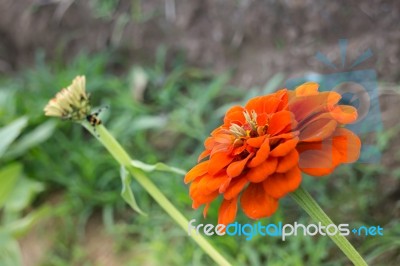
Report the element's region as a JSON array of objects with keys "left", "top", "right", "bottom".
[
  {"left": 0, "top": 0, "right": 400, "bottom": 265},
  {"left": 0, "top": 116, "right": 53, "bottom": 265}
]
